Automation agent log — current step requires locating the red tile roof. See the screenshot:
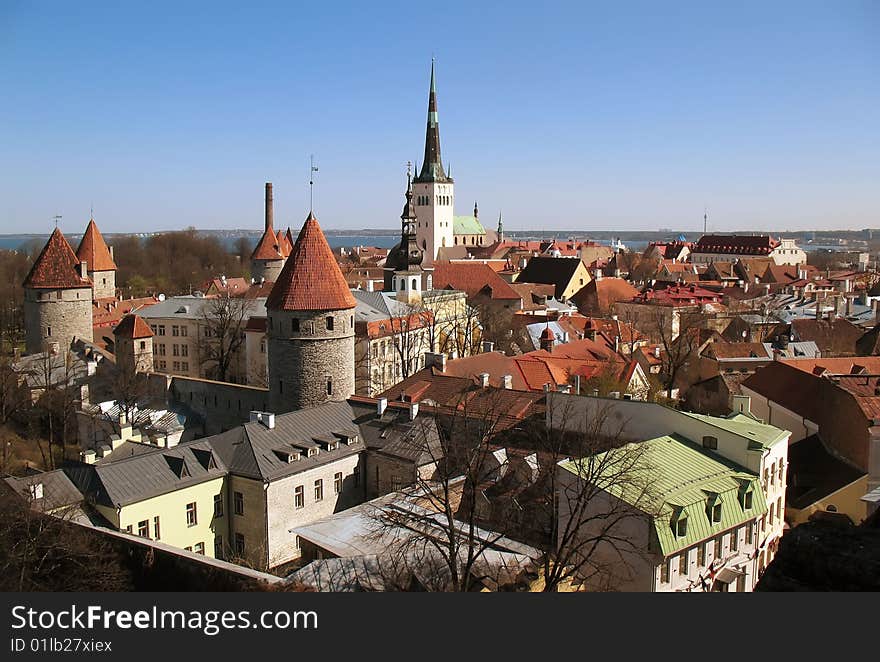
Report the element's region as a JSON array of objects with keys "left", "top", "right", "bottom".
[
  {"left": 113, "top": 313, "right": 153, "bottom": 339},
  {"left": 76, "top": 218, "right": 117, "bottom": 272},
  {"left": 23, "top": 228, "right": 93, "bottom": 290},
  {"left": 433, "top": 262, "right": 522, "bottom": 300},
  {"left": 266, "top": 212, "right": 356, "bottom": 311},
  {"left": 251, "top": 225, "right": 283, "bottom": 261}
]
